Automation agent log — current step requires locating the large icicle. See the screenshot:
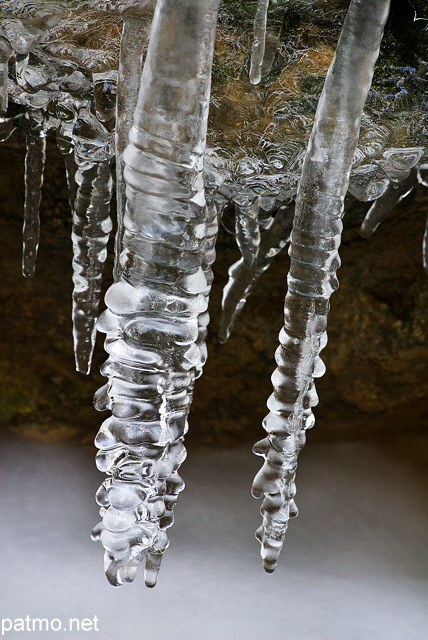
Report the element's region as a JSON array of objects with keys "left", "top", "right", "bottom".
[
  {"left": 114, "top": 2, "right": 154, "bottom": 281},
  {"left": 22, "top": 117, "right": 46, "bottom": 278},
  {"left": 219, "top": 203, "right": 294, "bottom": 343},
  {"left": 359, "top": 169, "right": 416, "bottom": 239},
  {"left": 92, "top": 0, "right": 219, "bottom": 587},
  {"left": 252, "top": 0, "right": 391, "bottom": 573},
  {"left": 249, "top": 0, "right": 270, "bottom": 85}
]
